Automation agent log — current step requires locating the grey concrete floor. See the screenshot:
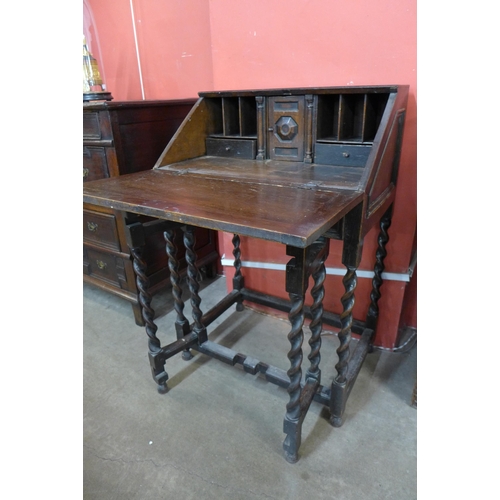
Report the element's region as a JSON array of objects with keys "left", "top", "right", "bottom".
[{"left": 83, "top": 276, "right": 417, "bottom": 500}]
